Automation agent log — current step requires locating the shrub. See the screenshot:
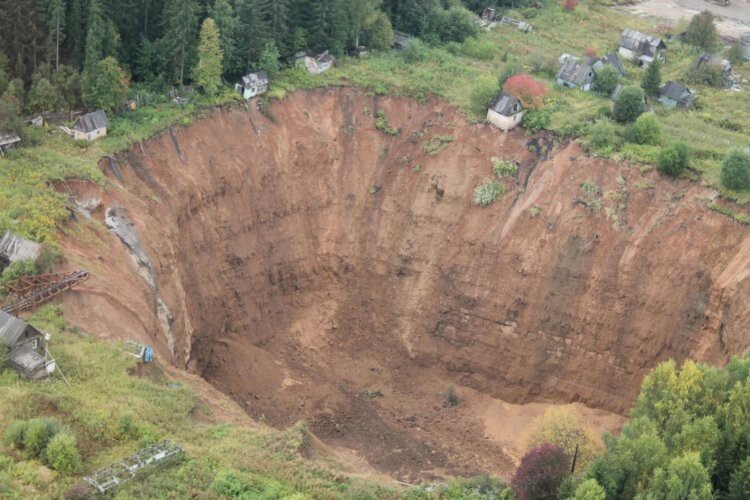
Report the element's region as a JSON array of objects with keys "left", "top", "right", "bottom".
[
  {"left": 23, "top": 418, "right": 62, "bottom": 459},
  {"left": 503, "top": 73, "right": 547, "bottom": 109},
  {"left": 629, "top": 113, "right": 662, "bottom": 145},
  {"left": 44, "top": 433, "right": 81, "bottom": 474},
  {"left": 589, "top": 118, "right": 616, "bottom": 149},
  {"left": 563, "top": 0, "right": 580, "bottom": 11},
  {"left": 459, "top": 37, "right": 496, "bottom": 61},
  {"left": 400, "top": 39, "right": 428, "bottom": 63},
  {"left": 613, "top": 85, "right": 645, "bottom": 123},
  {"left": 0, "top": 343, "right": 9, "bottom": 371},
  {"left": 374, "top": 111, "right": 400, "bottom": 136},
  {"left": 726, "top": 40, "right": 745, "bottom": 66},
  {"left": 511, "top": 444, "right": 570, "bottom": 500},
  {"left": 445, "top": 386, "right": 460, "bottom": 407},
  {"left": 574, "top": 478, "right": 606, "bottom": 500},
  {"left": 3, "top": 420, "right": 29, "bottom": 449},
  {"left": 721, "top": 149, "right": 750, "bottom": 190},
  {"left": 522, "top": 108, "right": 551, "bottom": 134},
  {"left": 0, "top": 259, "right": 38, "bottom": 286},
  {"left": 474, "top": 179, "right": 505, "bottom": 207},
  {"left": 658, "top": 142, "right": 690, "bottom": 177},
  {"left": 115, "top": 413, "right": 141, "bottom": 440},
  {"left": 686, "top": 64, "right": 724, "bottom": 86},
  {"left": 594, "top": 66, "right": 619, "bottom": 96},
  {"left": 212, "top": 469, "right": 253, "bottom": 497},
  {"left": 492, "top": 158, "right": 518, "bottom": 178}
]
